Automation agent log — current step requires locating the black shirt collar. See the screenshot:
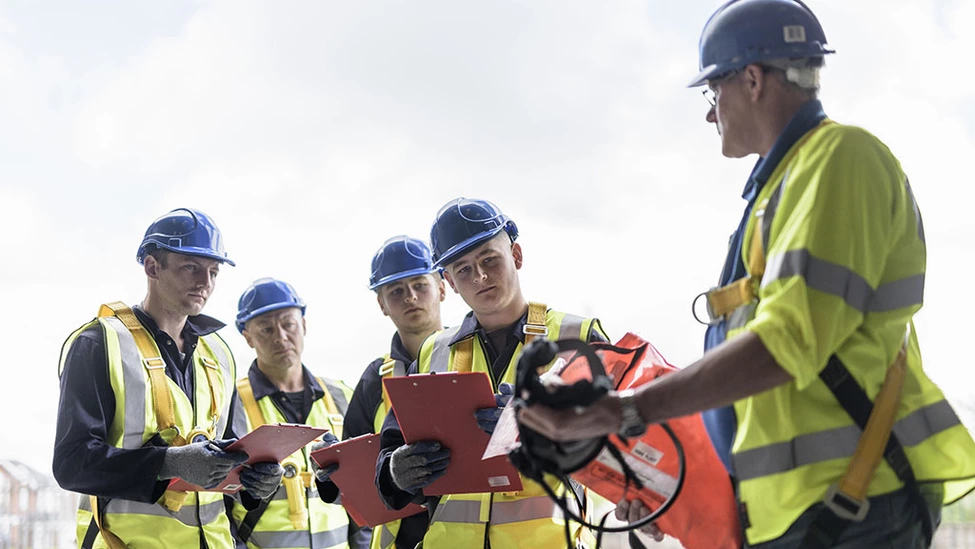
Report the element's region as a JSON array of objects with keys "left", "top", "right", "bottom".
[
  {"left": 388, "top": 332, "right": 414, "bottom": 364},
  {"left": 449, "top": 310, "right": 528, "bottom": 347},
  {"left": 247, "top": 361, "right": 326, "bottom": 402},
  {"left": 132, "top": 305, "right": 226, "bottom": 339}
]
